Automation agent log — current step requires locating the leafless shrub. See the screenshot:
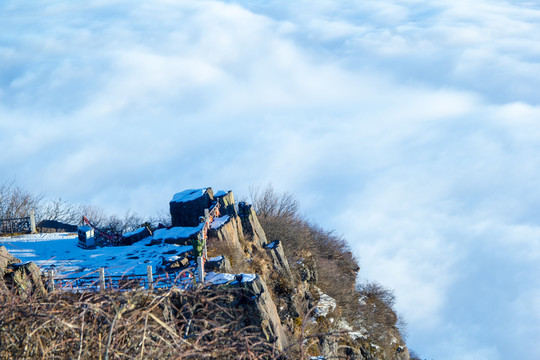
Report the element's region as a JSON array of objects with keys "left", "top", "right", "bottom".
[
  {"left": 250, "top": 184, "right": 360, "bottom": 312},
  {"left": 249, "top": 184, "right": 299, "bottom": 220}
]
